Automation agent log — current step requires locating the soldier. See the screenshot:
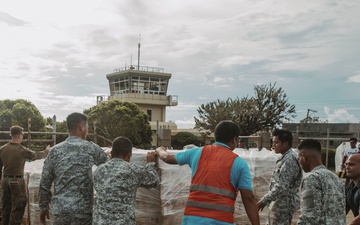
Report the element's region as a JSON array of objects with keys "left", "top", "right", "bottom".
[
  {"left": 257, "top": 129, "right": 302, "bottom": 225},
  {"left": 345, "top": 154, "right": 360, "bottom": 224},
  {"left": 0, "top": 125, "right": 50, "bottom": 225},
  {"left": 92, "top": 136, "right": 159, "bottom": 225},
  {"left": 297, "top": 139, "right": 345, "bottom": 225},
  {"left": 38, "top": 112, "right": 108, "bottom": 225}
]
